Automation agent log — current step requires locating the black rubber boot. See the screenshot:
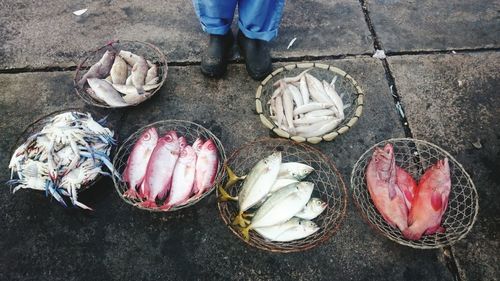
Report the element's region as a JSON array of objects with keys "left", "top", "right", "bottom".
[
  {"left": 200, "top": 32, "right": 234, "bottom": 78},
  {"left": 237, "top": 30, "right": 273, "bottom": 81}
]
